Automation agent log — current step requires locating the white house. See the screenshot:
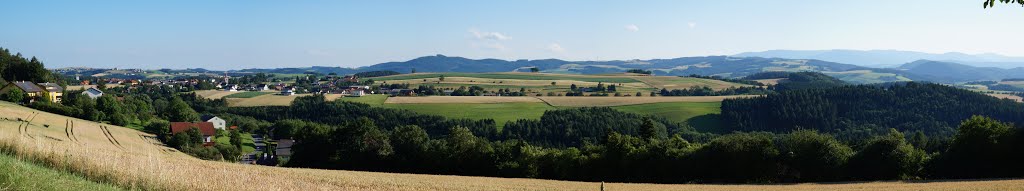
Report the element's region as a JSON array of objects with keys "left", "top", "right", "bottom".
[
  {"left": 200, "top": 114, "right": 227, "bottom": 130},
  {"left": 83, "top": 87, "right": 104, "bottom": 99}
]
